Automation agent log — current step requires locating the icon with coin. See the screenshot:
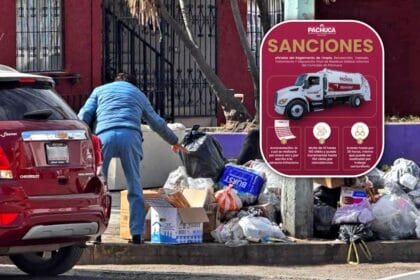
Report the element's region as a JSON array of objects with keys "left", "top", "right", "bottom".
[
  {"left": 351, "top": 122, "right": 369, "bottom": 144},
  {"left": 313, "top": 122, "right": 331, "bottom": 145}
]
